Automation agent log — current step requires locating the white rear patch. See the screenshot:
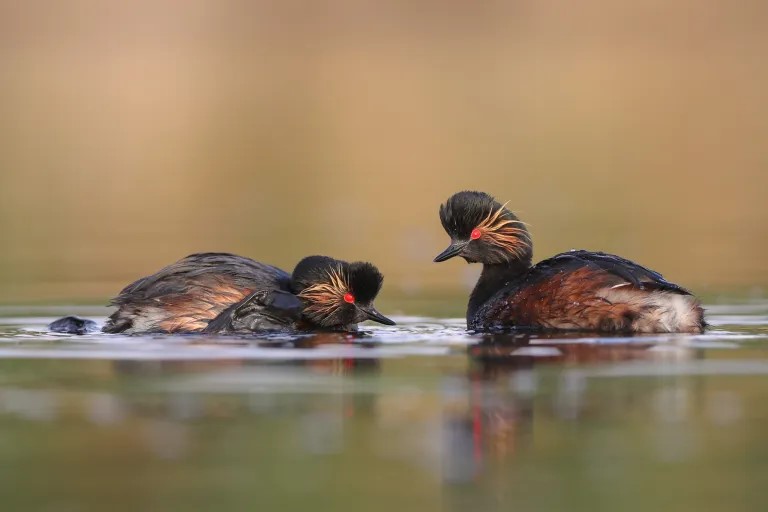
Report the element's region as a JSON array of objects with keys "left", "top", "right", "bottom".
[{"left": 598, "top": 287, "right": 704, "bottom": 333}]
